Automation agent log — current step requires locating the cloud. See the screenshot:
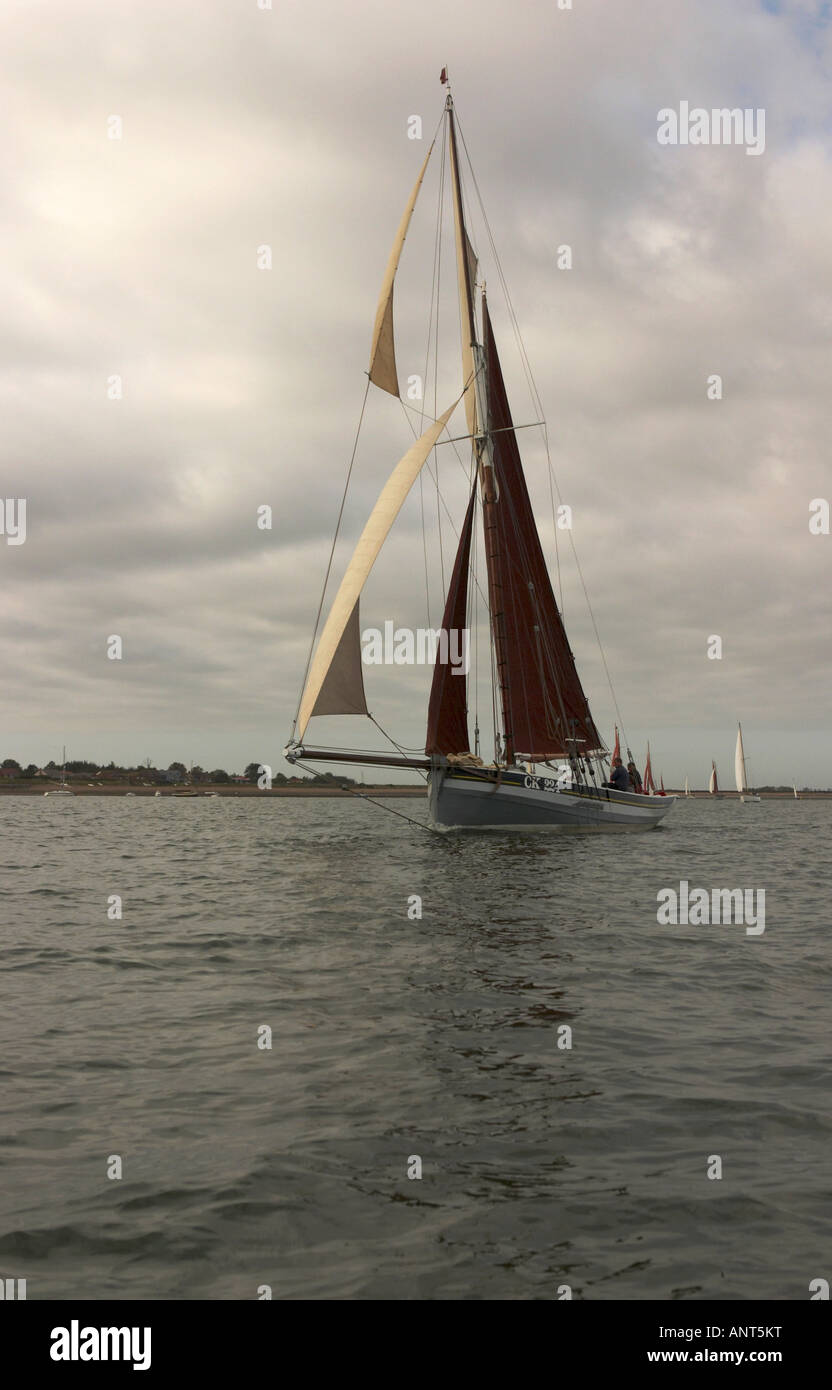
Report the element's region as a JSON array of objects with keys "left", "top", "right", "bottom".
[{"left": 1, "top": 0, "right": 830, "bottom": 785}]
